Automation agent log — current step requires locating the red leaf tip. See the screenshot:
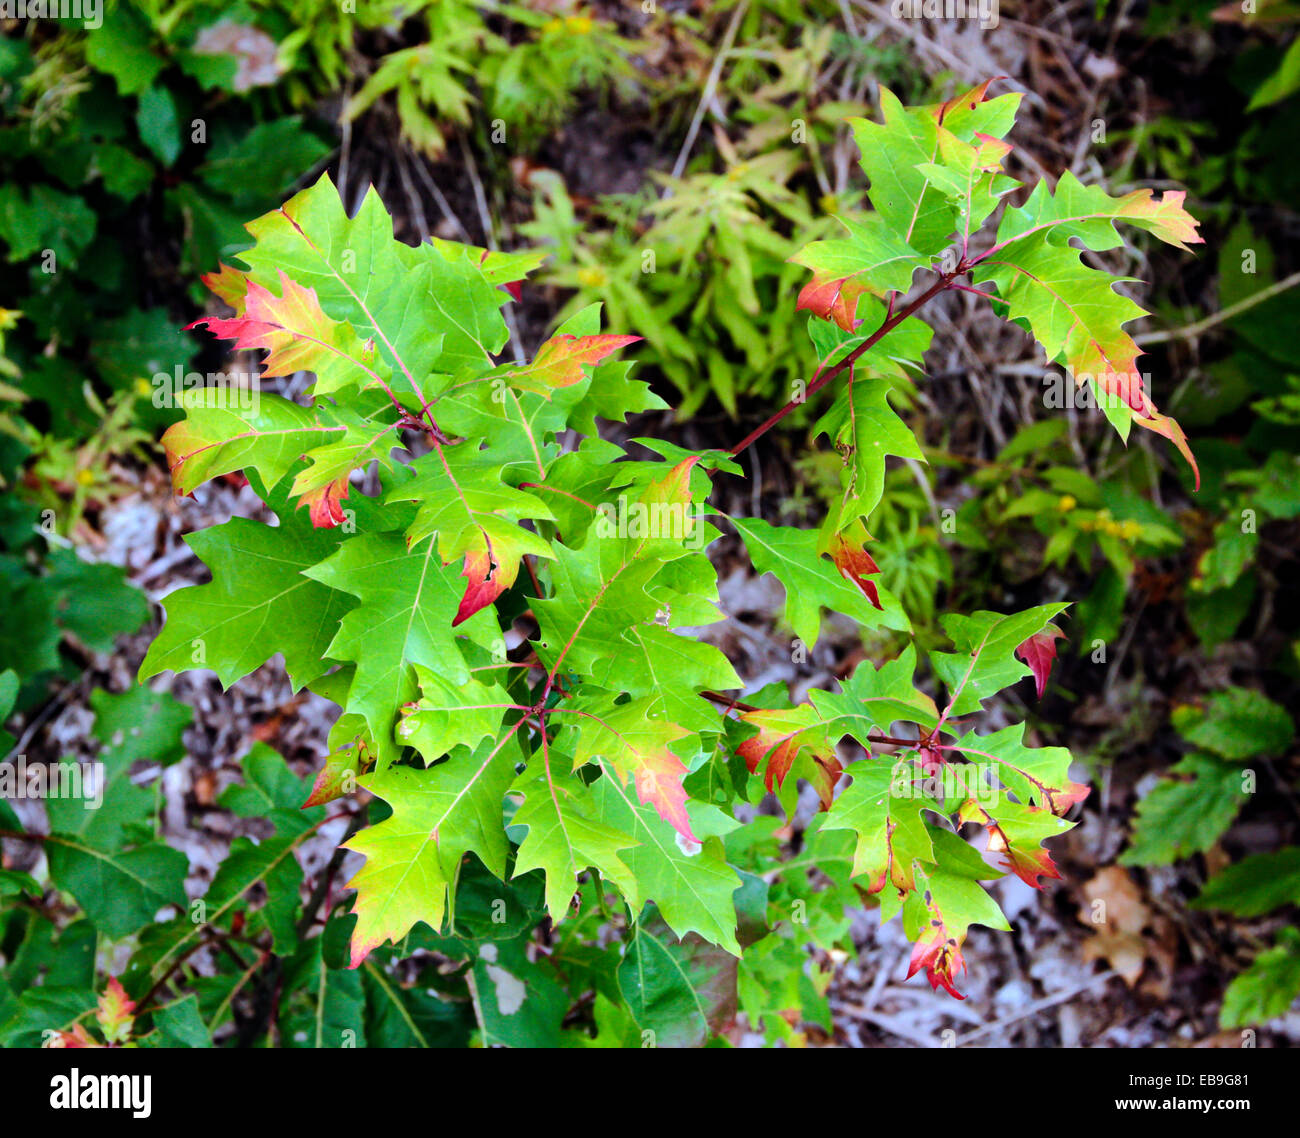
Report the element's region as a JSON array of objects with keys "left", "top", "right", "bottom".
[
  {"left": 1015, "top": 625, "right": 1066, "bottom": 699},
  {"left": 906, "top": 927, "right": 967, "bottom": 999}
]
